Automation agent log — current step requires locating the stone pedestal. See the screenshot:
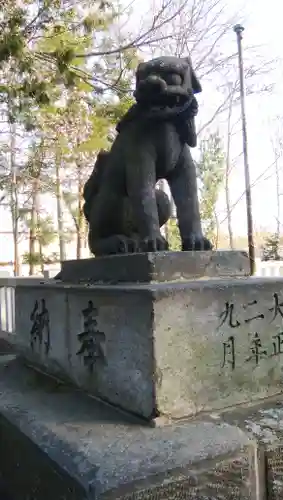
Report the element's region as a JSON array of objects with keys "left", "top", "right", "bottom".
[
  {"left": 3, "top": 251, "right": 283, "bottom": 497},
  {"left": 5, "top": 249, "right": 283, "bottom": 422},
  {"left": 7, "top": 271, "right": 283, "bottom": 420}
]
